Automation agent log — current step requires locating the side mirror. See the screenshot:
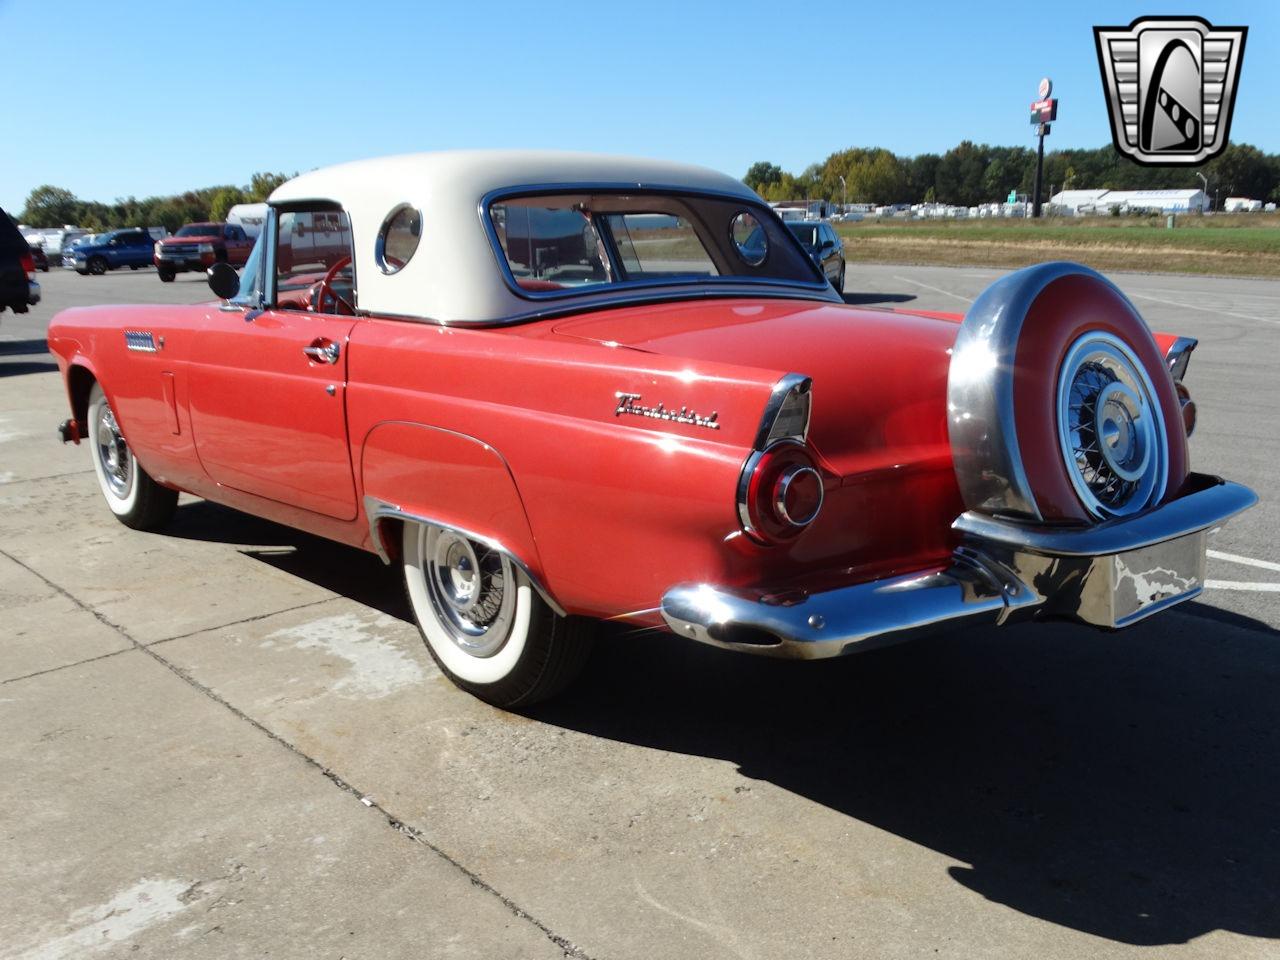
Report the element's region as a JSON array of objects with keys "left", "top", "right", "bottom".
[
  {"left": 819, "top": 238, "right": 834, "bottom": 251},
  {"left": 207, "top": 261, "right": 240, "bottom": 300}
]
